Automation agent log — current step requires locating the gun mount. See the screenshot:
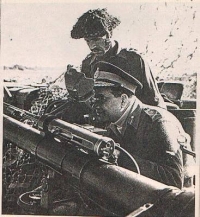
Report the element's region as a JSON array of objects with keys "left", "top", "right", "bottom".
[{"left": 3, "top": 103, "right": 195, "bottom": 217}]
